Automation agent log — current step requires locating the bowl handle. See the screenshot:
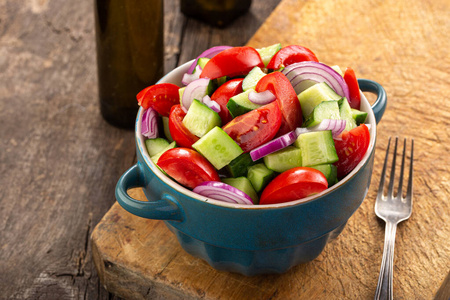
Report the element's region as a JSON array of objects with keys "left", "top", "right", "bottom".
[
  {"left": 115, "top": 163, "right": 184, "bottom": 221},
  {"left": 358, "top": 79, "right": 387, "bottom": 124}
]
